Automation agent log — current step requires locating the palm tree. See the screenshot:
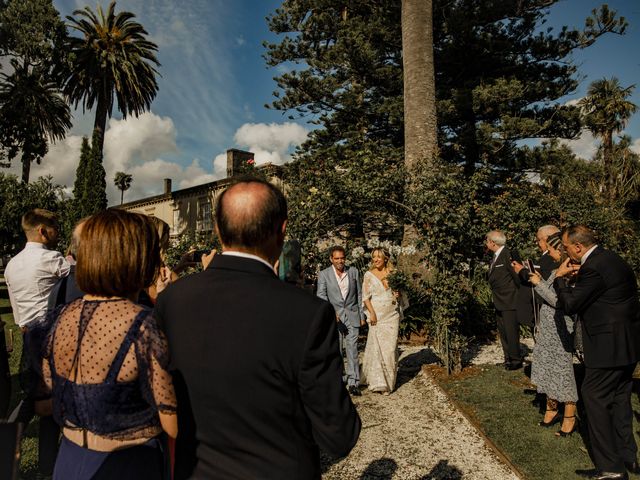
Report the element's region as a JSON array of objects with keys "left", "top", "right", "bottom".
[
  {"left": 0, "top": 64, "right": 72, "bottom": 182},
  {"left": 62, "top": 1, "right": 160, "bottom": 160},
  {"left": 113, "top": 171, "right": 132, "bottom": 205},
  {"left": 579, "top": 78, "right": 637, "bottom": 199}
]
